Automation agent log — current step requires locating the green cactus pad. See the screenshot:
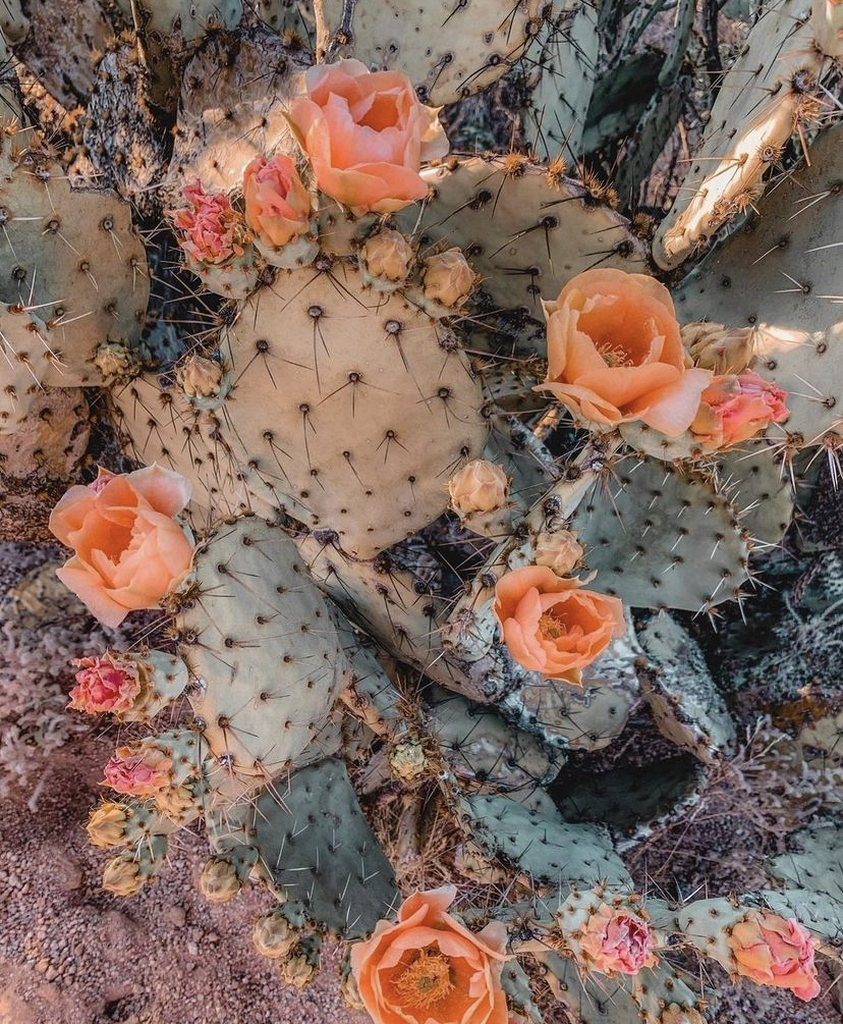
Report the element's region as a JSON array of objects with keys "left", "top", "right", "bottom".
[
  {"left": 321, "top": 0, "right": 547, "bottom": 106},
  {"left": 176, "top": 515, "right": 348, "bottom": 778},
  {"left": 637, "top": 613, "right": 736, "bottom": 763},
  {"left": 570, "top": 456, "right": 751, "bottom": 612},
  {"left": 216, "top": 262, "right": 487, "bottom": 558},
  {"left": 675, "top": 124, "right": 843, "bottom": 447},
  {"left": 0, "top": 141, "right": 149, "bottom": 390},
  {"left": 254, "top": 758, "right": 399, "bottom": 937},
  {"left": 458, "top": 791, "right": 631, "bottom": 887},
  {"left": 409, "top": 156, "right": 648, "bottom": 315}
]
